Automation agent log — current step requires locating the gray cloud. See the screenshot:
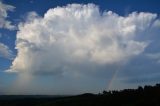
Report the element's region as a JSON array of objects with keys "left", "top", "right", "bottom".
[
  {"left": 0, "top": 43, "right": 13, "bottom": 59},
  {"left": 146, "top": 53, "right": 160, "bottom": 63},
  {"left": 125, "top": 72, "right": 160, "bottom": 84}
]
